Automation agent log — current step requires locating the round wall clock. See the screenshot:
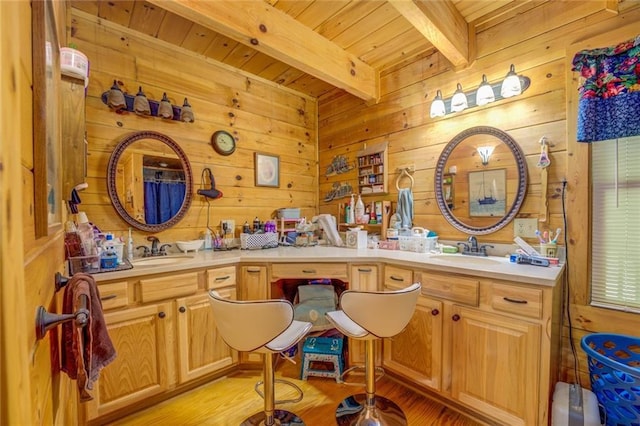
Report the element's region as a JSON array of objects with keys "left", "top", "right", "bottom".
[{"left": 211, "top": 130, "right": 236, "bottom": 156}]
